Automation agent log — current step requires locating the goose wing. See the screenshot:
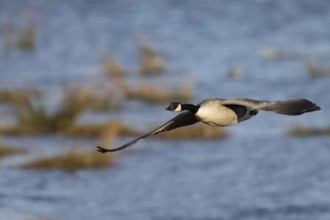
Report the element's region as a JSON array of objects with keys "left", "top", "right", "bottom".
[
  {"left": 221, "top": 98, "right": 320, "bottom": 115},
  {"left": 97, "top": 111, "right": 199, "bottom": 153}
]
